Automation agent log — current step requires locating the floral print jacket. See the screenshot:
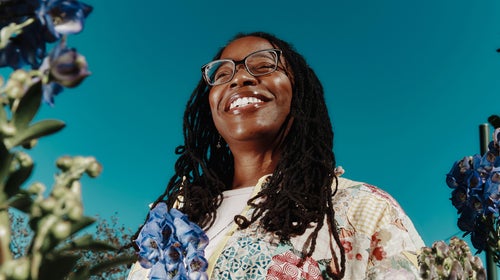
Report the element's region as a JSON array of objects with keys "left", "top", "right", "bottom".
[{"left": 128, "top": 176, "right": 425, "bottom": 279}]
